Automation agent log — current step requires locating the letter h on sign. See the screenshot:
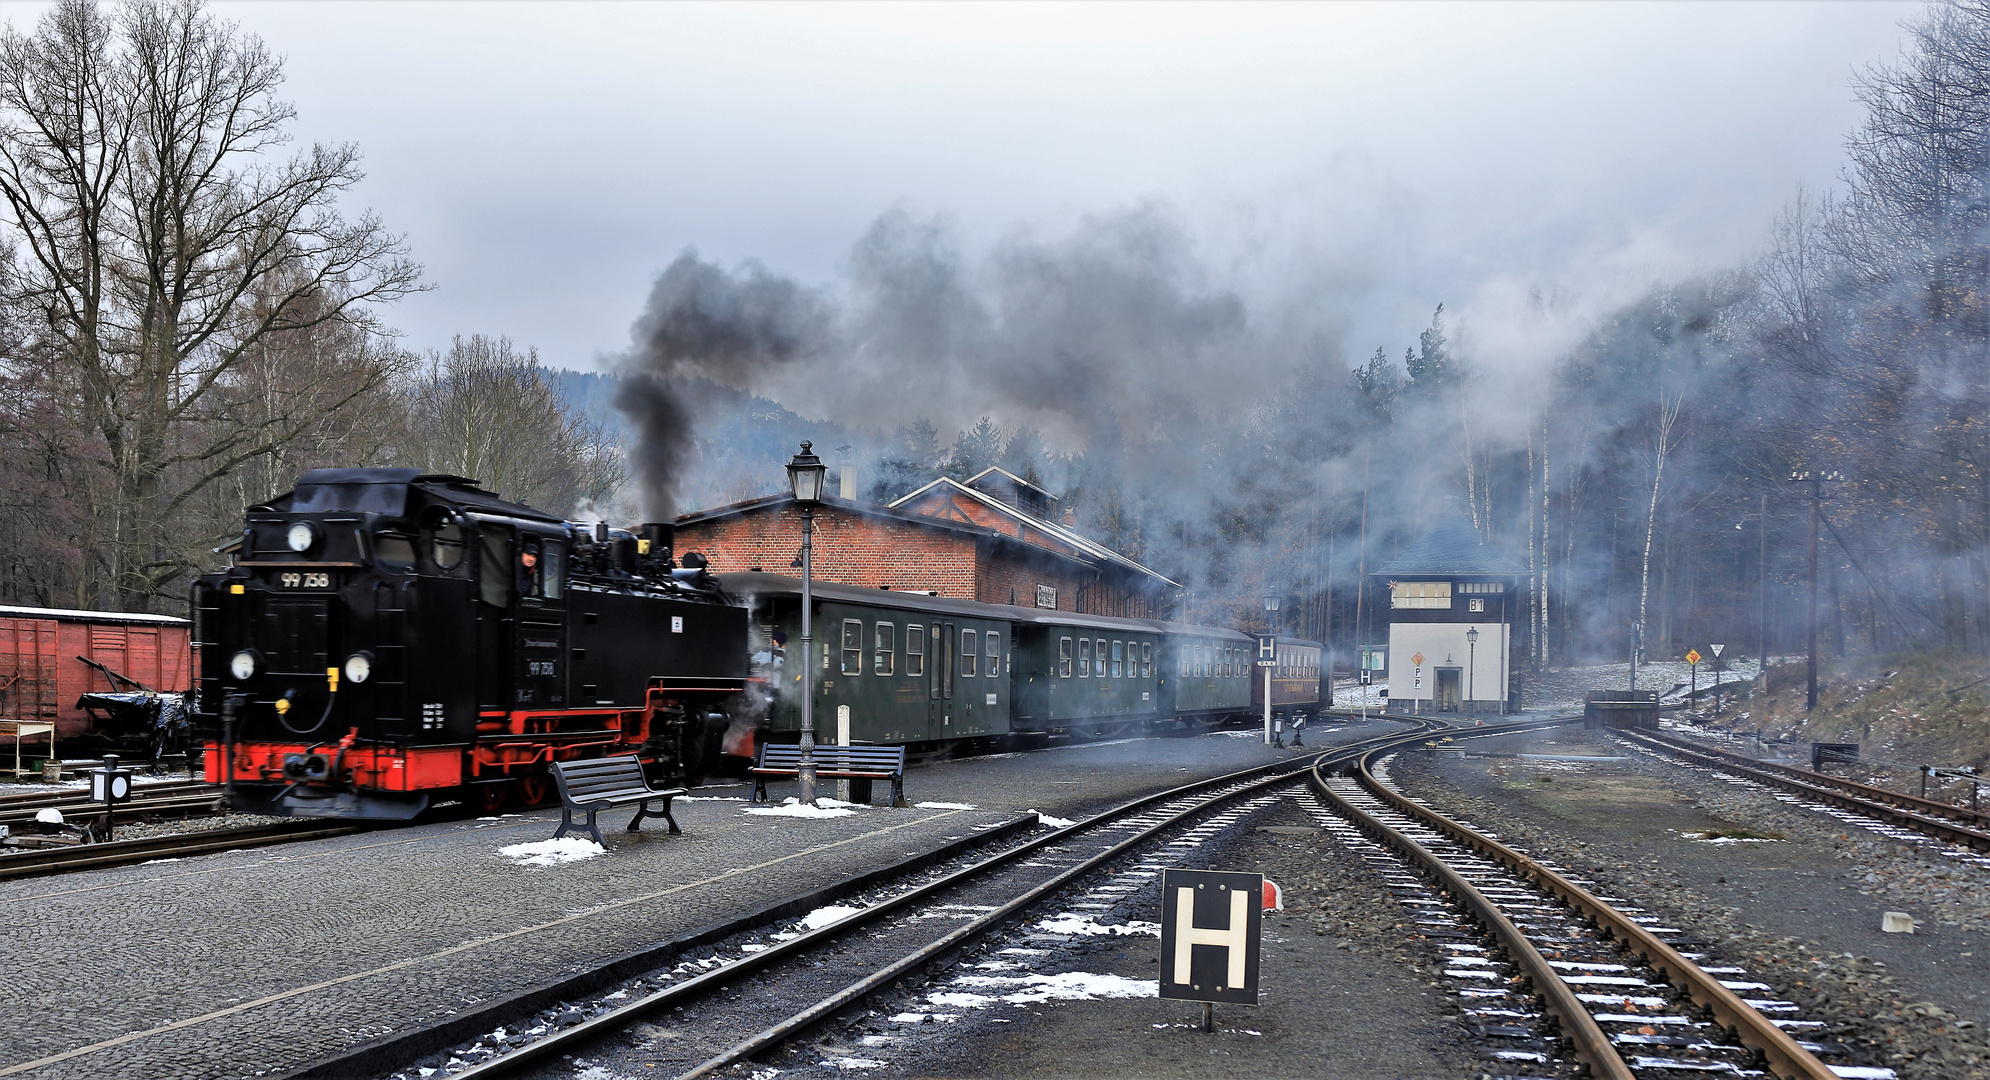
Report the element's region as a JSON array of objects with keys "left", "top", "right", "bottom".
[{"left": 1158, "top": 869, "right": 1262, "bottom": 1005}]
